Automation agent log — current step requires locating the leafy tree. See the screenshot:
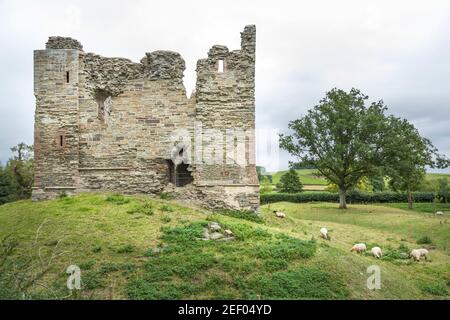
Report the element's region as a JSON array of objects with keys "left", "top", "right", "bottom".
[
  {"left": 0, "top": 165, "right": 18, "bottom": 204},
  {"left": 384, "top": 117, "right": 447, "bottom": 209},
  {"left": 280, "top": 88, "right": 388, "bottom": 208},
  {"left": 1, "top": 143, "right": 34, "bottom": 202},
  {"left": 276, "top": 169, "right": 303, "bottom": 193},
  {"left": 8, "top": 143, "right": 34, "bottom": 199}
]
